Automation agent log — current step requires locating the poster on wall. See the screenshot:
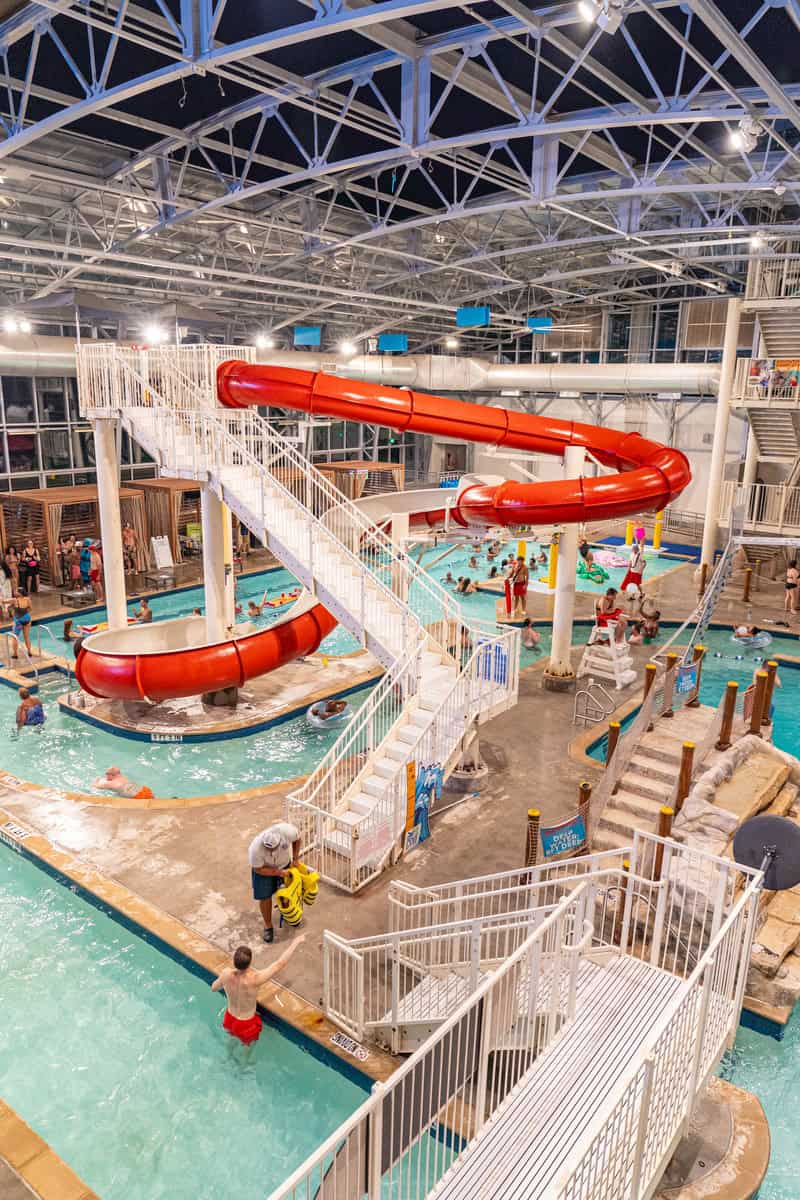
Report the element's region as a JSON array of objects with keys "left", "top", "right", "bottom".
[
  {"left": 540, "top": 813, "right": 587, "bottom": 858},
  {"left": 675, "top": 663, "right": 698, "bottom": 695},
  {"left": 404, "top": 763, "right": 444, "bottom": 854}
]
